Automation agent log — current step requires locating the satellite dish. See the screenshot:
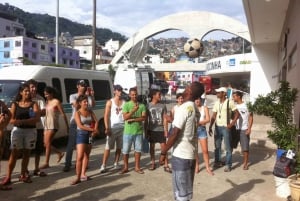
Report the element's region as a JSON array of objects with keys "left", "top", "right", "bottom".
[{"left": 128, "top": 39, "right": 149, "bottom": 64}]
